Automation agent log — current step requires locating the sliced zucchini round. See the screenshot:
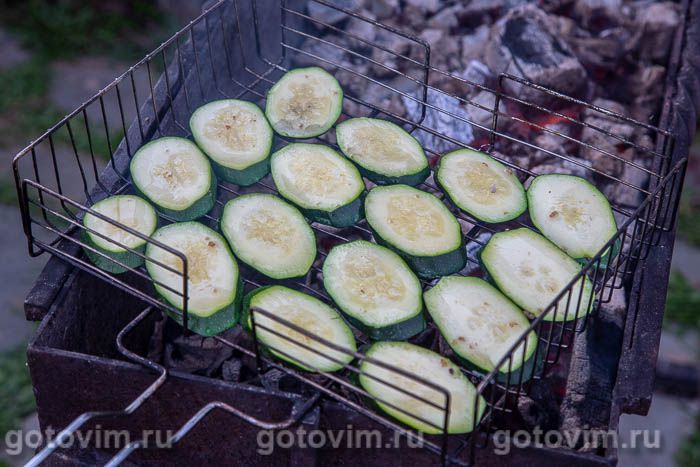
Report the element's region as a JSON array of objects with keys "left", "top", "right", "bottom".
[
  {"left": 145, "top": 222, "right": 241, "bottom": 336},
  {"left": 190, "top": 99, "right": 273, "bottom": 186},
  {"left": 265, "top": 67, "right": 343, "bottom": 138},
  {"left": 242, "top": 285, "right": 356, "bottom": 372},
  {"left": 528, "top": 174, "right": 618, "bottom": 263},
  {"left": 220, "top": 194, "right": 316, "bottom": 279},
  {"left": 436, "top": 149, "right": 526, "bottom": 223},
  {"left": 424, "top": 276, "right": 538, "bottom": 380},
  {"left": 336, "top": 118, "right": 429, "bottom": 186},
  {"left": 130, "top": 137, "right": 216, "bottom": 221},
  {"left": 480, "top": 228, "right": 594, "bottom": 322},
  {"left": 359, "top": 341, "right": 485, "bottom": 434},
  {"left": 322, "top": 240, "right": 424, "bottom": 340},
  {"left": 270, "top": 143, "right": 365, "bottom": 227},
  {"left": 82, "top": 195, "right": 157, "bottom": 274},
  {"left": 365, "top": 185, "right": 466, "bottom": 279}
]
